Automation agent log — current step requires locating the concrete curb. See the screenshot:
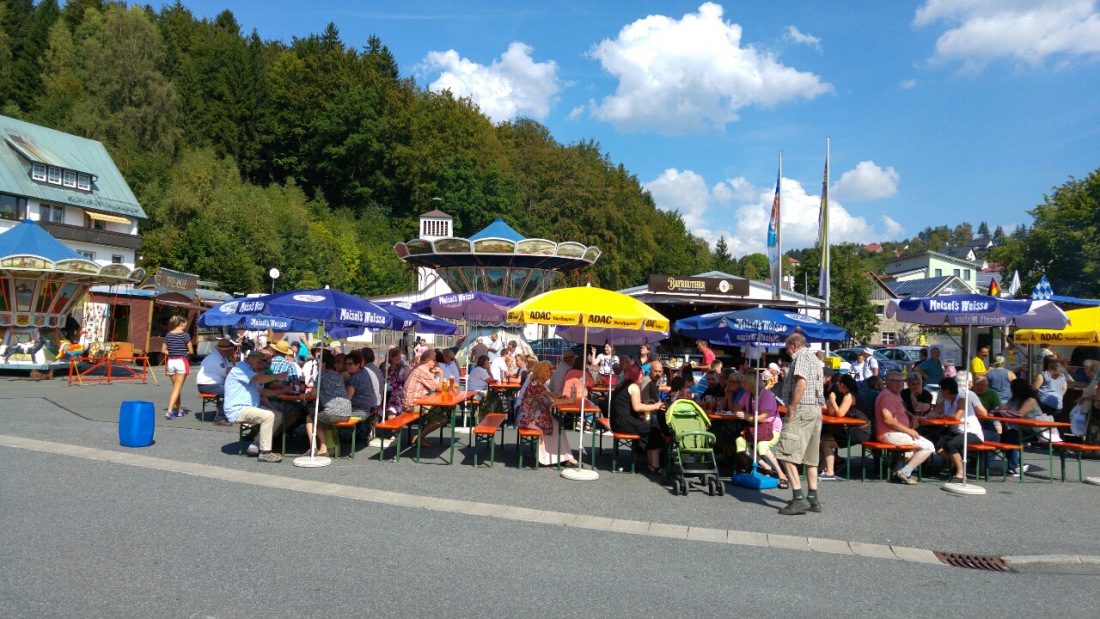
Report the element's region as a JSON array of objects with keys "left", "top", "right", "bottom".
[{"left": 1002, "top": 554, "right": 1100, "bottom": 574}]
